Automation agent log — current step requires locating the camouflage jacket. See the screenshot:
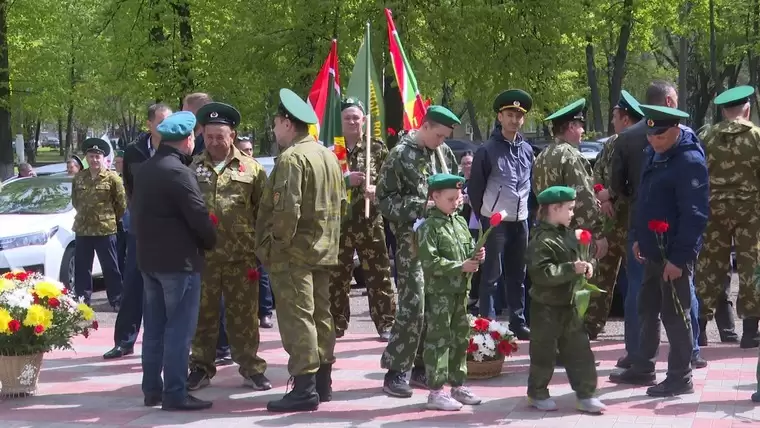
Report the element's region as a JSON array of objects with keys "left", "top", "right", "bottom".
[
  {"left": 376, "top": 131, "right": 458, "bottom": 225},
  {"left": 416, "top": 207, "right": 475, "bottom": 295},
  {"left": 526, "top": 221, "right": 585, "bottom": 306},
  {"left": 345, "top": 137, "right": 388, "bottom": 220},
  {"left": 532, "top": 140, "right": 601, "bottom": 235},
  {"left": 72, "top": 169, "right": 127, "bottom": 236},
  {"left": 190, "top": 146, "right": 267, "bottom": 263},
  {"left": 700, "top": 118, "right": 760, "bottom": 203},
  {"left": 593, "top": 135, "right": 628, "bottom": 228},
  {"left": 255, "top": 134, "right": 347, "bottom": 271}
]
